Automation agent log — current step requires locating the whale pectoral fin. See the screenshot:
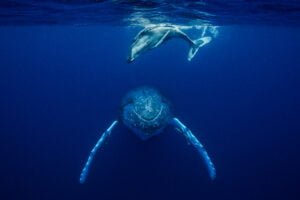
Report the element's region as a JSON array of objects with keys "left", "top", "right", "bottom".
[
  {"left": 153, "top": 30, "right": 170, "bottom": 48},
  {"left": 79, "top": 120, "right": 118, "bottom": 184},
  {"left": 170, "top": 118, "right": 216, "bottom": 180},
  {"left": 133, "top": 27, "right": 149, "bottom": 41},
  {"left": 133, "top": 26, "right": 157, "bottom": 42}
]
